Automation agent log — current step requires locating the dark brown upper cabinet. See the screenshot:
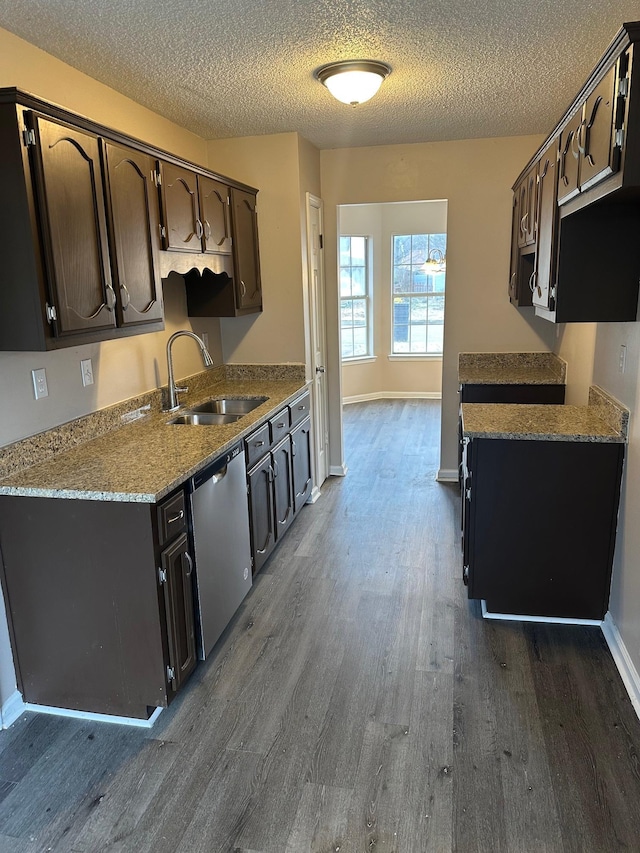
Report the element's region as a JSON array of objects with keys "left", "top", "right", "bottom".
[
  {"left": 28, "top": 113, "right": 117, "bottom": 339},
  {"left": 508, "top": 24, "right": 640, "bottom": 323},
  {"left": 231, "top": 187, "right": 262, "bottom": 312},
  {"left": 102, "top": 141, "right": 164, "bottom": 328},
  {"left": 199, "top": 175, "right": 232, "bottom": 255},
  {"left": 532, "top": 138, "right": 560, "bottom": 312},
  {"left": 158, "top": 165, "right": 233, "bottom": 257},
  {"left": 158, "top": 162, "right": 202, "bottom": 252}
]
